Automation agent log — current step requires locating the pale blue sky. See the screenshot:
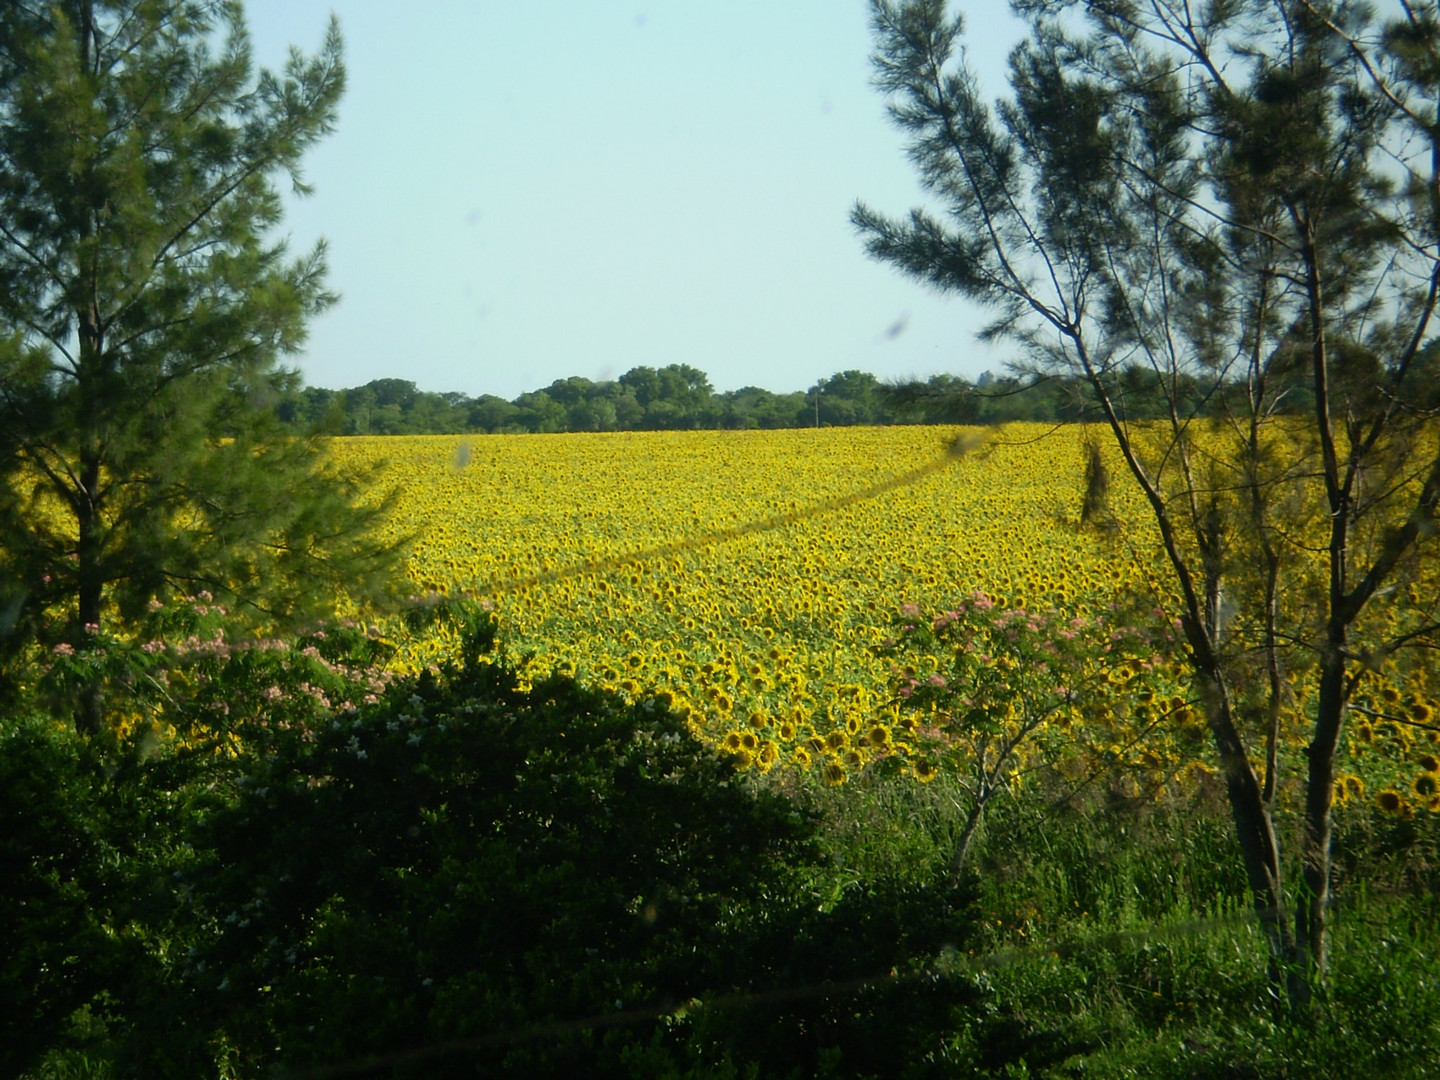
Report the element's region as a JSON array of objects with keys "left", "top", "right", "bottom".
[{"left": 244, "top": 2, "right": 1028, "bottom": 399}]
